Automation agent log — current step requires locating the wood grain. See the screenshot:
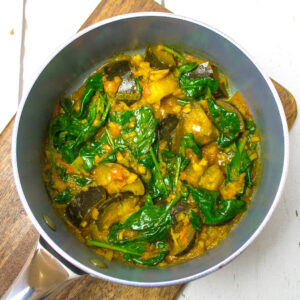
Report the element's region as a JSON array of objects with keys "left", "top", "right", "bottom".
[{"left": 0, "top": 0, "right": 297, "bottom": 299}]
